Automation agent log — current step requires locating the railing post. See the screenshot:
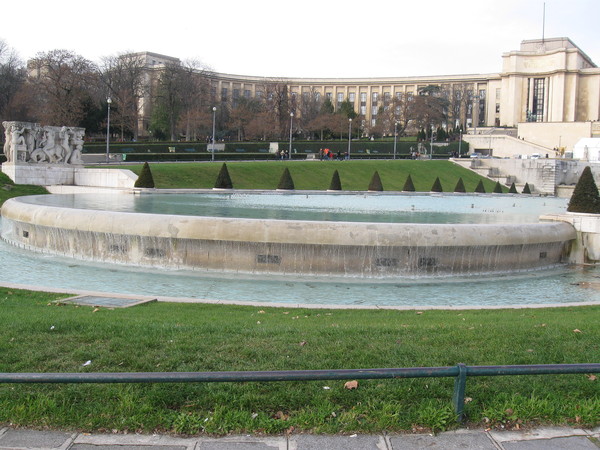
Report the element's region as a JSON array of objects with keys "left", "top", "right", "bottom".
[{"left": 452, "top": 363, "right": 467, "bottom": 422}]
